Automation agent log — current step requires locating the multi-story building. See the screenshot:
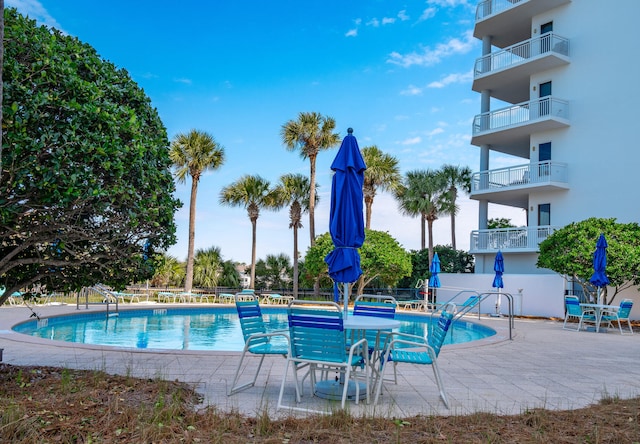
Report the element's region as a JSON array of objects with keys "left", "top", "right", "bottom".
[{"left": 468, "top": 0, "right": 639, "bottom": 280}]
